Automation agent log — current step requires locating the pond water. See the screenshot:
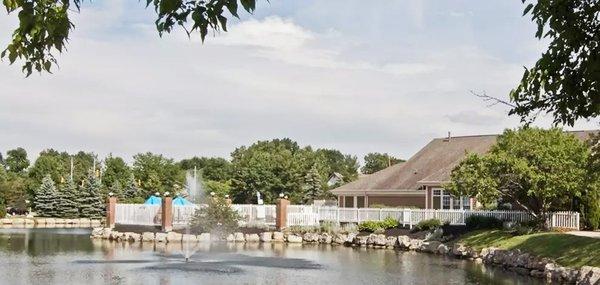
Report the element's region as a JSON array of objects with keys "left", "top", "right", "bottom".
[{"left": 0, "top": 228, "right": 547, "bottom": 285}]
